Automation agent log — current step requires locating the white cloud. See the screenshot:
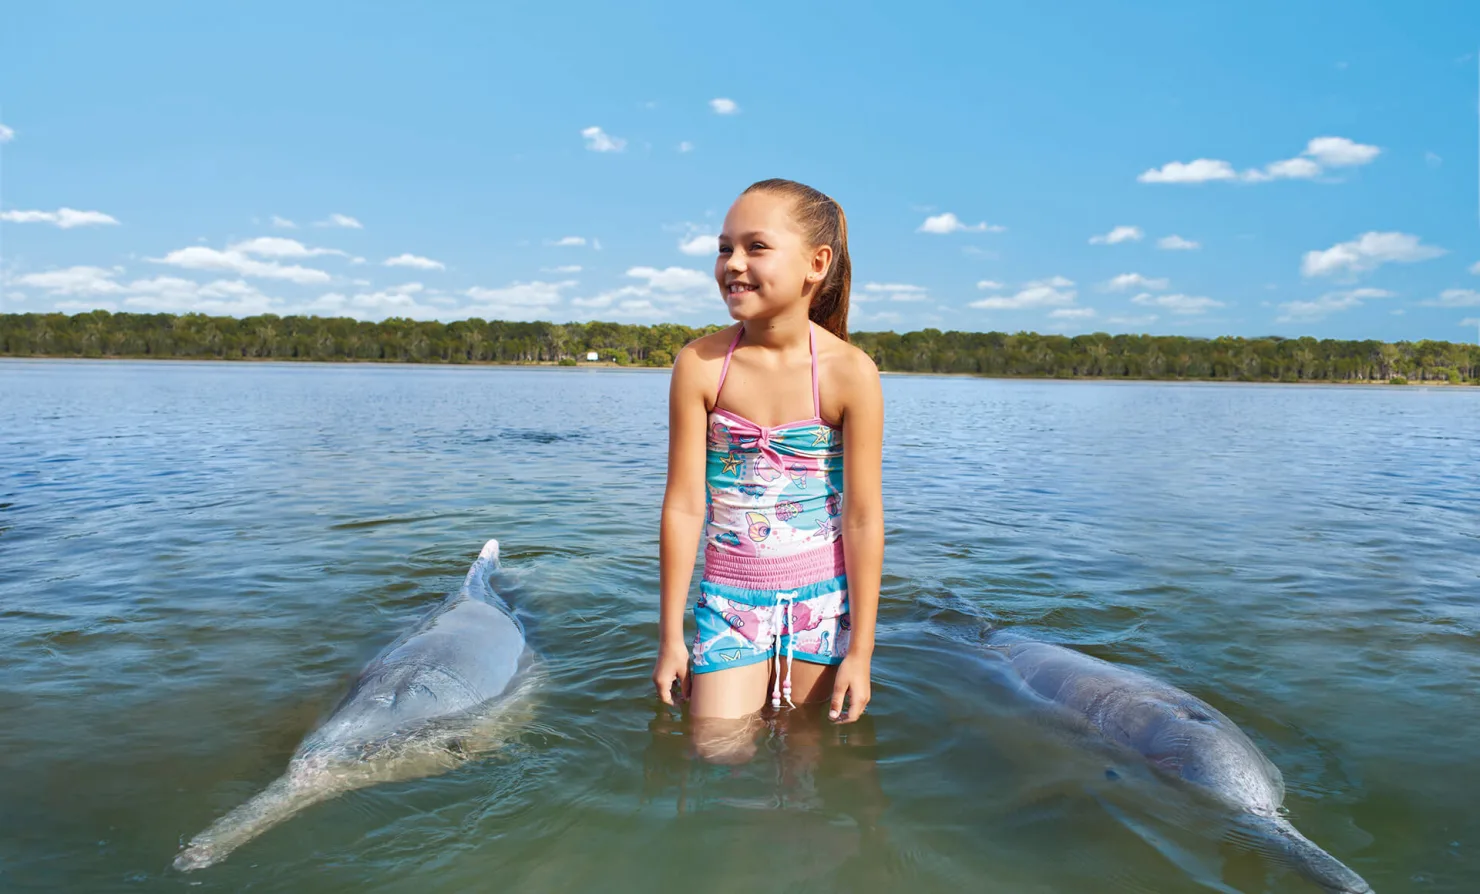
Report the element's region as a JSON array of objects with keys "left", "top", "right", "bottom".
[
  {"left": 542, "top": 265, "right": 582, "bottom": 273},
  {"left": 976, "top": 280, "right": 1004, "bottom": 290},
  {"left": 1461, "top": 317, "right": 1480, "bottom": 327},
  {"left": 271, "top": 215, "right": 298, "bottom": 229},
  {"left": 581, "top": 126, "right": 626, "bottom": 152},
  {"left": 0, "top": 123, "right": 13, "bottom": 143},
  {"left": 678, "top": 141, "right": 695, "bottom": 153},
  {"left": 461, "top": 280, "right": 577, "bottom": 320},
  {"left": 1470, "top": 260, "right": 1480, "bottom": 275},
  {"left": 572, "top": 266, "right": 716, "bottom": 319},
  {"left": 1305, "top": 137, "right": 1381, "bottom": 167},
  {"left": 14, "top": 266, "right": 127, "bottom": 295},
  {"left": 1131, "top": 292, "right": 1224, "bottom": 314},
  {"left": 710, "top": 98, "right": 739, "bottom": 115},
  {"left": 313, "top": 213, "right": 363, "bottom": 229},
  {"left": 678, "top": 233, "right": 716, "bottom": 256},
  {"left": 1138, "top": 159, "right": 1239, "bottom": 184},
  {"left": 1301, "top": 231, "right": 1446, "bottom": 277},
  {"left": 0, "top": 208, "right": 120, "bottom": 228},
  {"left": 626, "top": 266, "right": 709, "bottom": 291},
  {"left": 307, "top": 283, "right": 443, "bottom": 321},
  {"left": 1426, "top": 152, "right": 1443, "bottom": 169},
  {"left": 1276, "top": 288, "right": 1394, "bottom": 322},
  {"left": 1050, "top": 307, "right": 1096, "bottom": 319},
  {"left": 1105, "top": 273, "right": 1168, "bottom": 291},
  {"left": 861, "top": 282, "right": 929, "bottom": 302},
  {"left": 1106, "top": 314, "right": 1159, "bottom": 326},
  {"left": 1423, "top": 289, "right": 1480, "bottom": 307},
  {"left": 384, "top": 253, "right": 446, "bottom": 271},
  {"left": 1142, "top": 136, "right": 1381, "bottom": 185},
  {"left": 230, "top": 237, "right": 348, "bottom": 259},
  {"left": 918, "top": 212, "right": 1005, "bottom": 234},
  {"left": 15, "top": 265, "right": 282, "bottom": 316},
  {"left": 1245, "top": 157, "right": 1323, "bottom": 182},
  {"left": 121, "top": 279, "right": 279, "bottom": 316},
  {"left": 550, "top": 236, "right": 587, "bottom": 247},
  {"left": 1089, "top": 225, "right": 1143, "bottom": 245},
  {"left": 149, "top": 246, "right": 332, "bottom": 284},
  {"left": 1157, "top": 235, "right": 1200, "bottom": 251},
  {"left": 969, "top": 277, "right": 1077, "bottom": 310}
]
